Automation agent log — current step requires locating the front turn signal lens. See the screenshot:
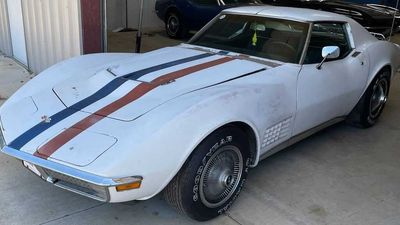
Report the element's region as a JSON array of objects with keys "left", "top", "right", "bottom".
[{"left": 116, "top": 181, "right": 142, "bottom": 192}]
